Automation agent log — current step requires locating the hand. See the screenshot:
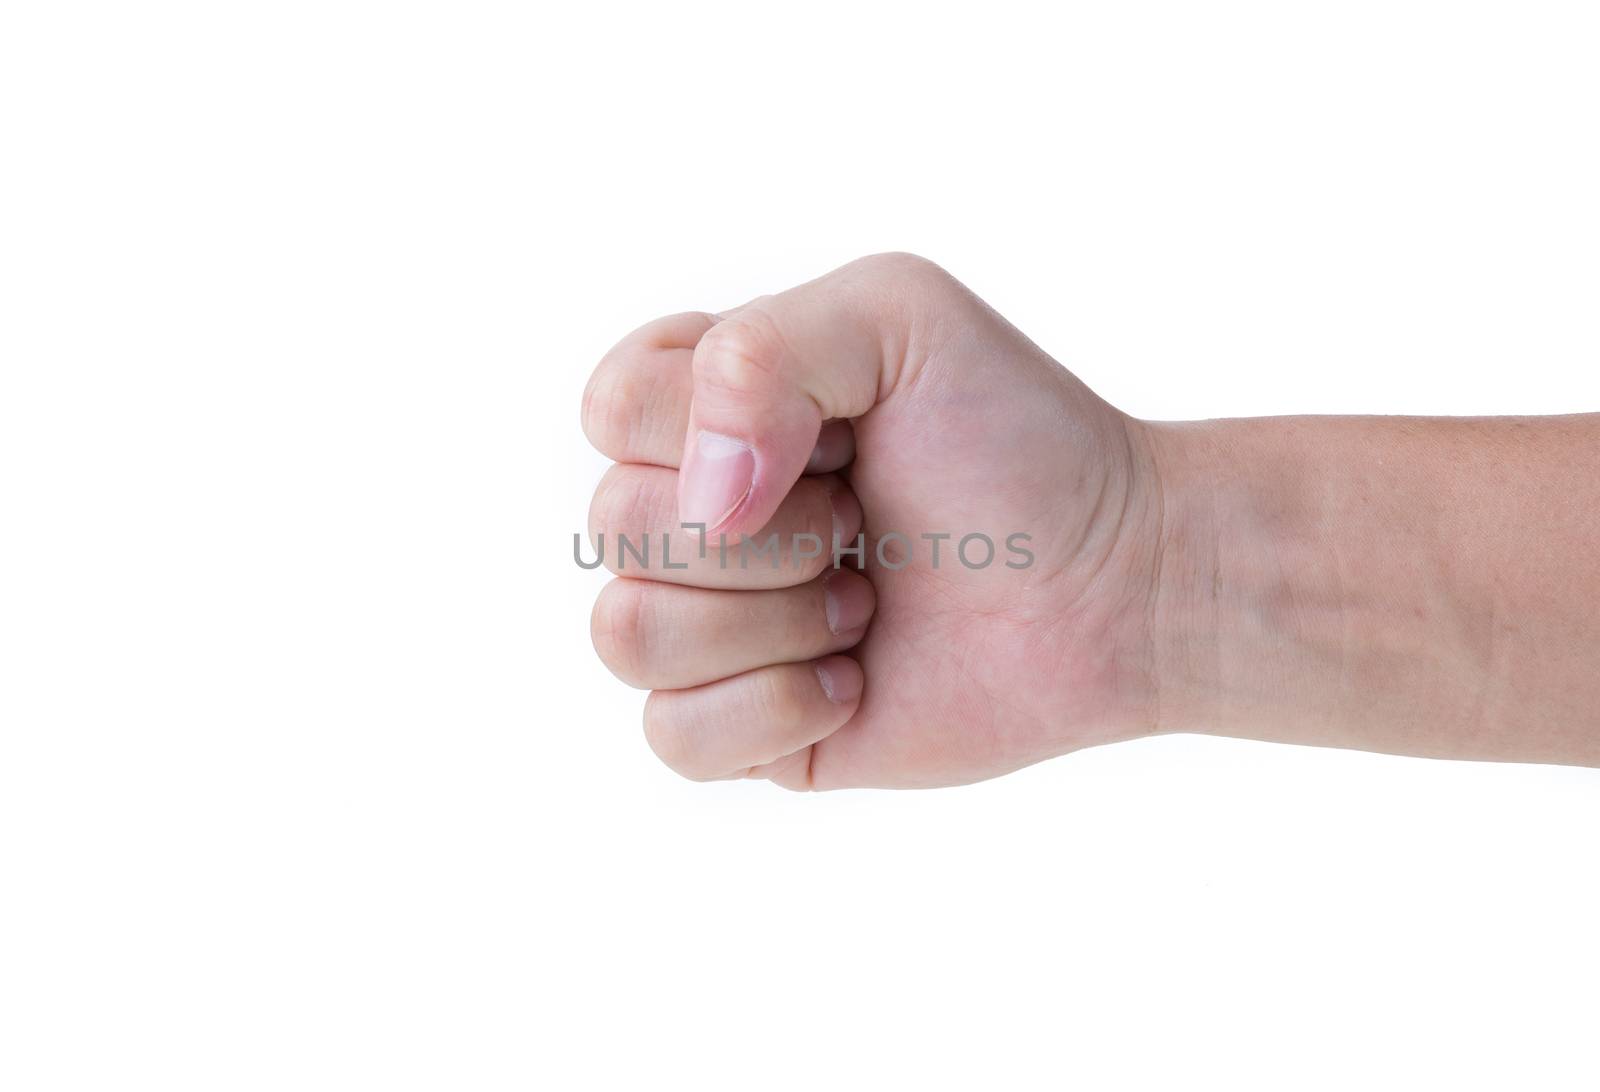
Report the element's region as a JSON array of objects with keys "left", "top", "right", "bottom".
[{"left": 583, "top": 254, "right": 1170, "bottom": 788}]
